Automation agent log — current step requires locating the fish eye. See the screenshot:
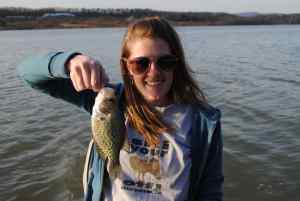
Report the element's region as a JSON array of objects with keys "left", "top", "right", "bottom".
[{"left": 107, "top": 98, "right": 115, "bottom": 103}]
